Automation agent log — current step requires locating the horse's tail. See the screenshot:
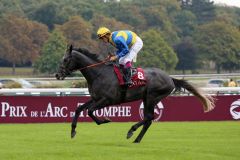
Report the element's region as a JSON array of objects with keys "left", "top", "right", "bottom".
[{"left": 172, "top": 78, "right": 215, "bottom": 112}]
